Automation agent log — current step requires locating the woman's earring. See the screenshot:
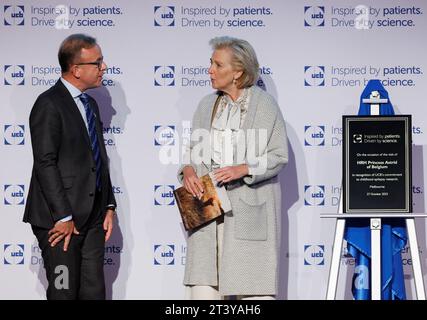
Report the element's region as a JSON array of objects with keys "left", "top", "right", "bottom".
[{"left": 233, "top": 78, "right": 236, "bottom": 85}]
